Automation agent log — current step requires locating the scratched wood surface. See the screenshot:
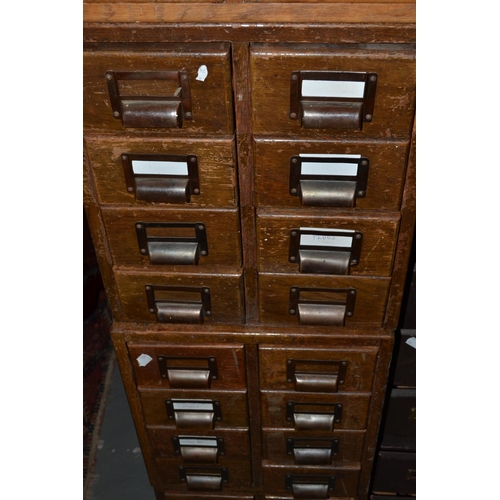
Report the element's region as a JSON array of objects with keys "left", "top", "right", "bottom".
[{"left": 250, "top": 44, "right": 416, "bottom": 139}]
